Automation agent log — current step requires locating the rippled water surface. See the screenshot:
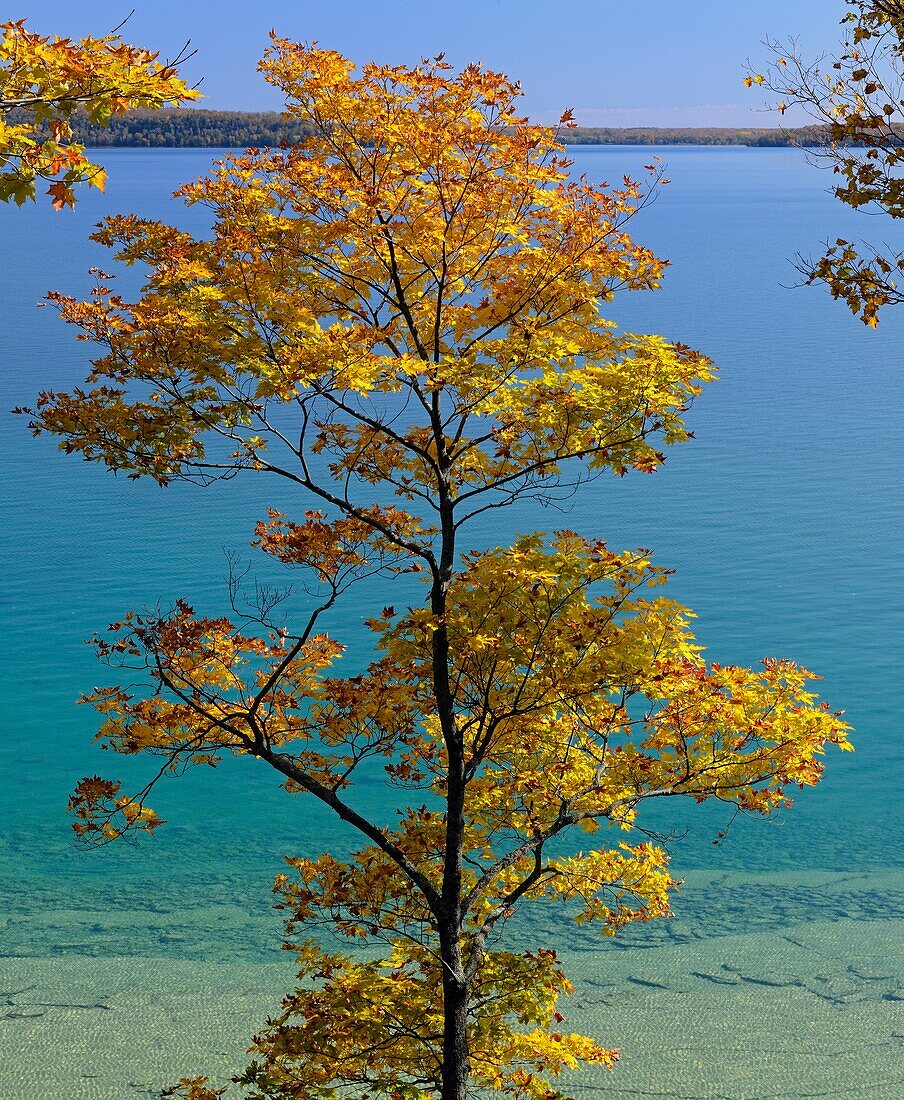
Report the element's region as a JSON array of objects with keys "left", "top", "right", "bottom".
[{"left": 1, "top": 147, "right": 901, "bottom": 1098}]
